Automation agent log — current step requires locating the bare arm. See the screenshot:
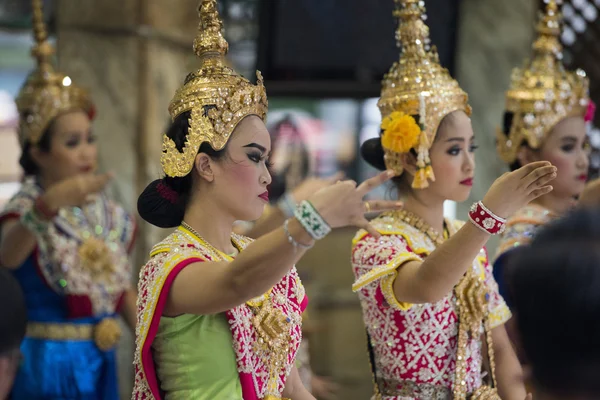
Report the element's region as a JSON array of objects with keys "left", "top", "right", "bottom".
[
  {"left": 0, "top": 219, "right": 38, "bottom": 269},
  {"left": 492, "top": 325, "right": 526, "bottom": 400},
  {"left": 244, "top": 207, "right": 286, "bottom": 239},
  {"left": 166, "top": 171, "right": 401, "bottom": 316},
  {"left": 119, "top": 287, "right": 138, "bottom": 332},
  {"left": 393, "top": 222, "right": 490, "bottom": 304},
  {"left": 282, "top": 366, "right": 316, "bottom": 400},
  {"left": 393, "top": 162, "right": 557, "bottom": 305},
  {"left": 165, "top": 218, "right": 314, "bottom": 316},
  {"left": 1, "top": 174, "right": 112, "bottom": 269}
]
